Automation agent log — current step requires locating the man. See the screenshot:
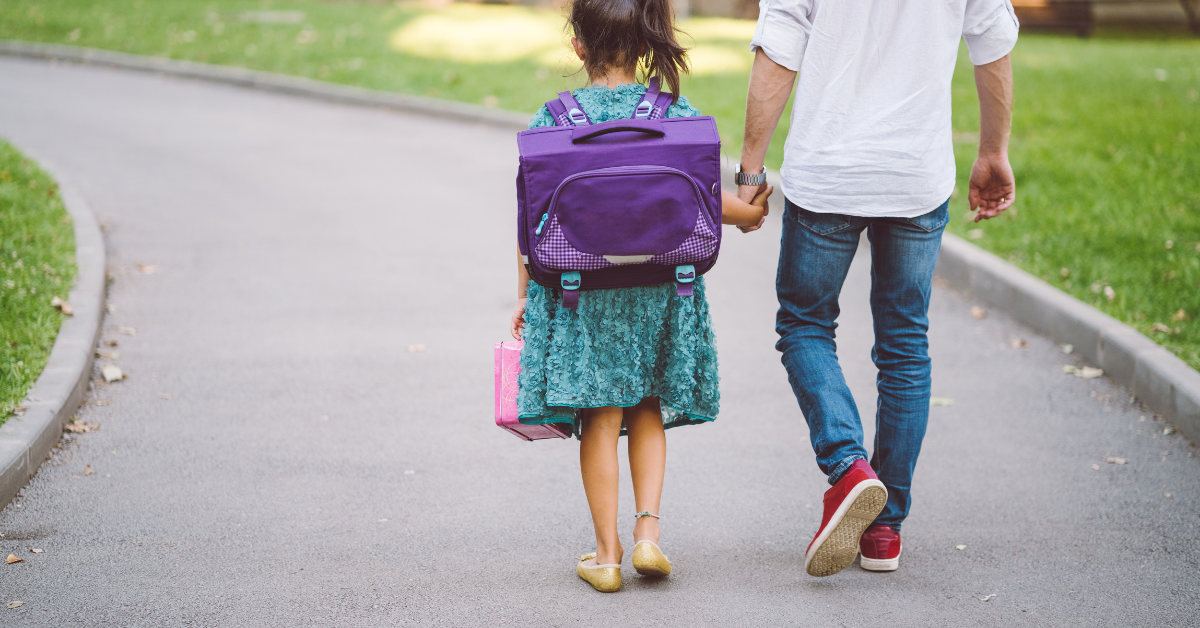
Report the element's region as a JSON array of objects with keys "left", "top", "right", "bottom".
[{"left": 735, "top": 0, "right": 1019, "bottom": 576}]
